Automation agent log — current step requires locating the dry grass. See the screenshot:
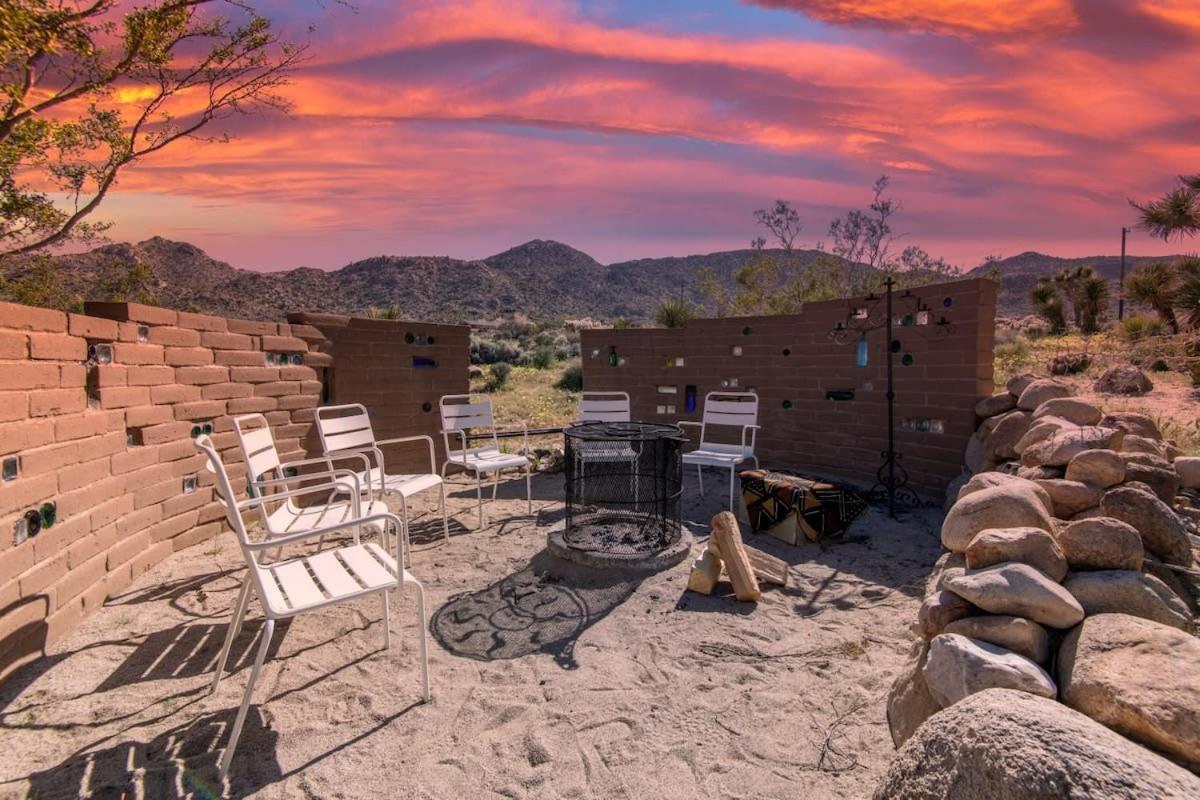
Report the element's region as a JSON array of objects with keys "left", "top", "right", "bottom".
[{"left": 471, "top": 361, "right": 580, "bottom": 453}]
